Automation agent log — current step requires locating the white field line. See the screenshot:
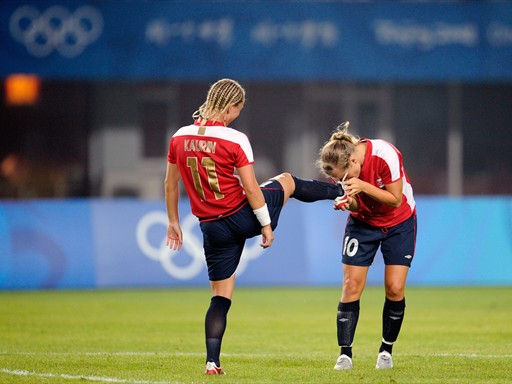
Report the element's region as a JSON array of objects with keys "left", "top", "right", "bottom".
[
  {"left": 0, "top": 368, "right": 181, "bottom": 384},
  {"left": 1, "top": 353, "right": 511, "bottom": 383},
  {"left": 430, "top": 353, "right": 512, "bottom": 358},
  {"left": 1, "top": 351, "right": 512, "bottom": 359}
]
